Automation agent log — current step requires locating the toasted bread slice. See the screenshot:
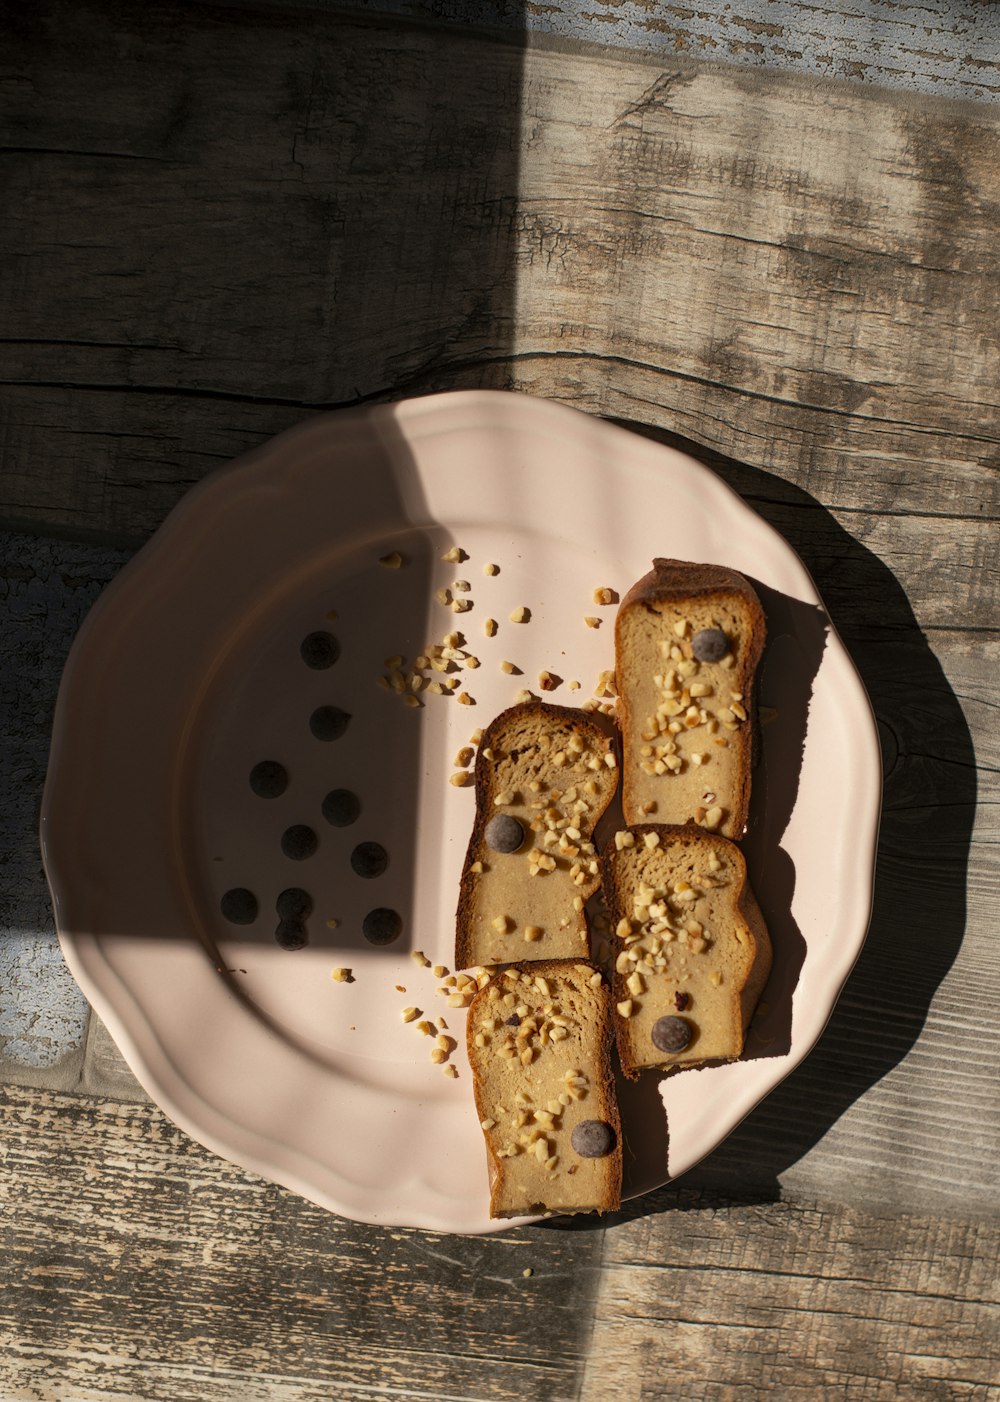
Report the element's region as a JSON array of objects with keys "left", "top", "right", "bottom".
[
  {"left": 602, "top": 825, "right": 771, "bottom": 1077},
  {"left": 615, "top": 558, "right": 765, "bottom": 839},
  {"left": 466, "top": 960, "right": 622, "bottom": 1217},
  {"left": 455, "top": 702, "right": 619, "bottom": 970}
]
